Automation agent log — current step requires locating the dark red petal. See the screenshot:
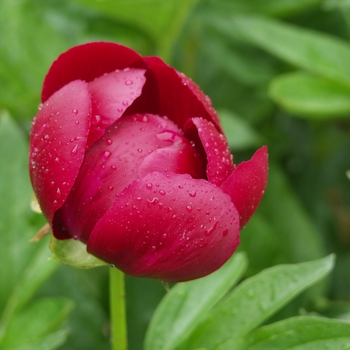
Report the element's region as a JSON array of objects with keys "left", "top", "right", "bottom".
[
  {"left": 191, "top": 117, "right": 234, "bottom": 186},
  {"left": 42, "top": 42, "right": 145, "bottom": 102},
  {"left": 87, "top": 69, "right": 146, "bottom": 147},
  {"left": 29, "top": 80, "right": 91, "bottom": 223},
  {"left": 143, "top": 56, "right": 222, "bottom": 132},
  {"left": 53, "top": 114, "right": 204, "bottom": 242},
  {"left": 220, "top": 146, "right": 268, "bottom": 228},
  {"left": 87, "top": 172, "right": 240, "bottom": 283}
]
